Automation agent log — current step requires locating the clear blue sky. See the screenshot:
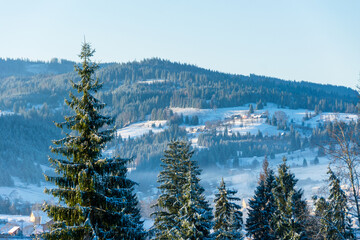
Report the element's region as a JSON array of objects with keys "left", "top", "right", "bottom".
[{"left": 0, "top": 0, "right": 359, "bottom": 88}]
